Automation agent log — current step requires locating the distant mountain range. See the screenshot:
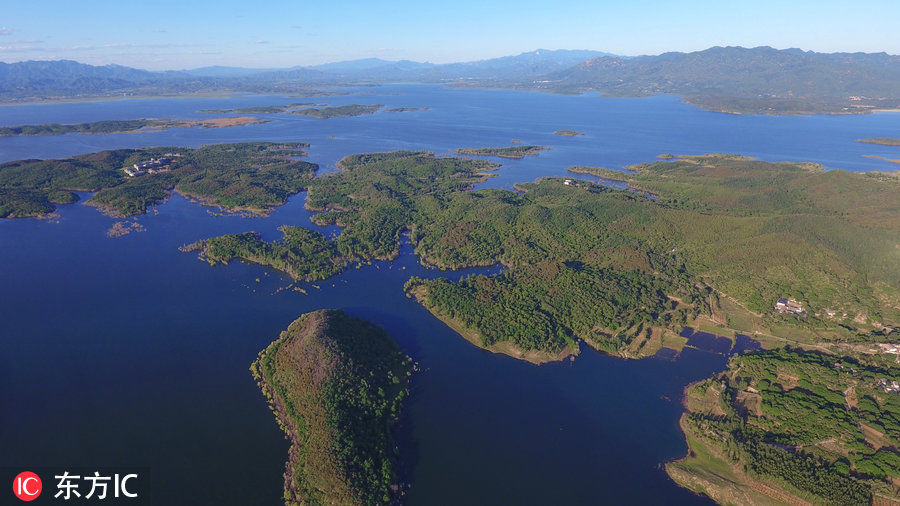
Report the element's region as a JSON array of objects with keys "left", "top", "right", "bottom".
[
  {"left": 541, "top": 46, "right": 900, "bottom": 113},
  {"left": 1, "top": 47, "right": 898, "bottom": 114}
]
